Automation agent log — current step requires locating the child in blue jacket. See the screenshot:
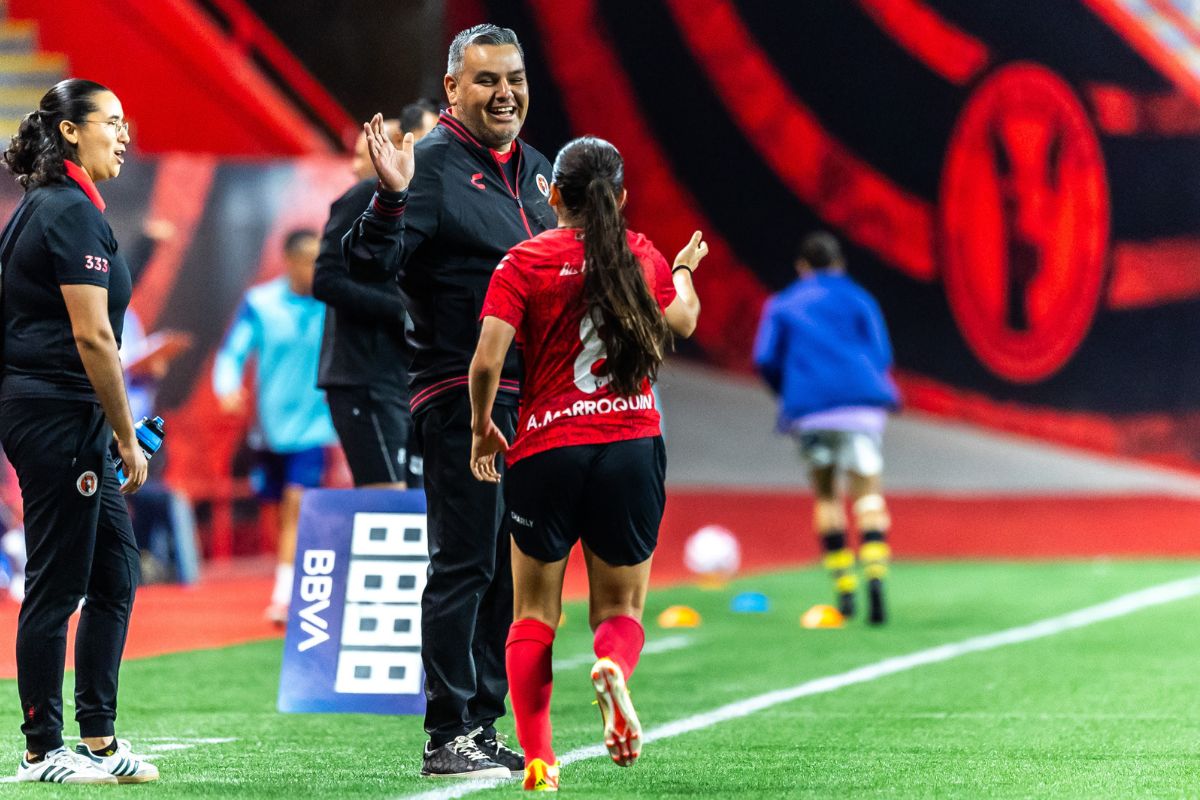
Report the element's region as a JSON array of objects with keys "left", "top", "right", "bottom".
[{"left": 753, "top": 232, "right": 898, "bottom": 623}]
